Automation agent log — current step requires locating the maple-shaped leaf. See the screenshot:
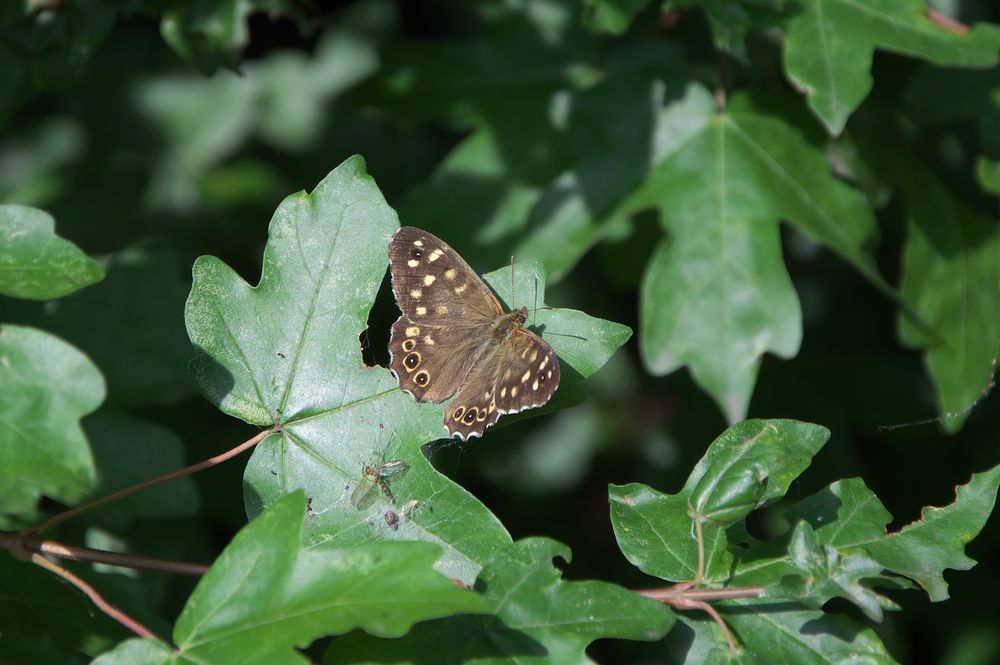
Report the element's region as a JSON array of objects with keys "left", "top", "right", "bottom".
[
  {"left": 781, "top": 0, "right": 1000, "bottom": 134},
  {"left": 326, "top": 537, "right": 672, "bottom": 664},
  {"left": 92, "top": 492, "right": 487, "bottom": 665},
  {"left": 184, "top": 156, "right": 630, "bottom": 582},
  {"left": 0, "top": 324, "right": 104, "bottom": 525},
  {"left": 594, "top": 82, "right": 884, "bottom": 422},
  {"left": 0, "top": 204, "right": 103, "bottom": 300},
  {"left": 851, "top": 108, "right": 1000, "bottom": 432}
]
